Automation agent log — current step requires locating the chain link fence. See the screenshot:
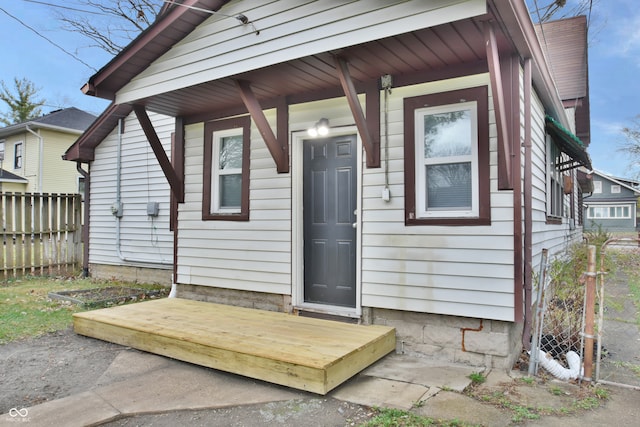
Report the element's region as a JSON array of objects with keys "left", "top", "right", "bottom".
[{"left": 529, "top": 238, "right": 640, "bottom": 390}]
